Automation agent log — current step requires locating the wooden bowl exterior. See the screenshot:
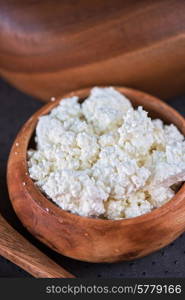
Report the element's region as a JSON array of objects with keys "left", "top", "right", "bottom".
[
  {"left": 0, "top": 0, "right": 185, "bottom": 101},
  {"left": 7, "top": 87, "right": 185, "bottom": 262}
]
